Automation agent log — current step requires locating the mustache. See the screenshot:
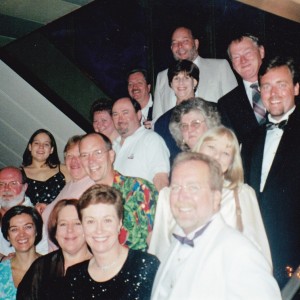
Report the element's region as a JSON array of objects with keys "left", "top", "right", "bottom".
[{"left": 0, "top": 187, "right": 26, "bottom": 209}]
